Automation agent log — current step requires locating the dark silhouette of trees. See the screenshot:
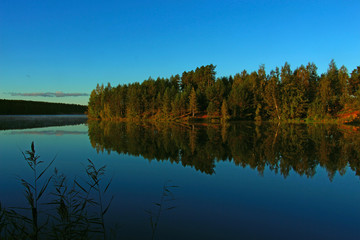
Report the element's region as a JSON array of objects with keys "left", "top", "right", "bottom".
[{"left": 0, "top": 99, "right": 87, "bottom": 115}]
